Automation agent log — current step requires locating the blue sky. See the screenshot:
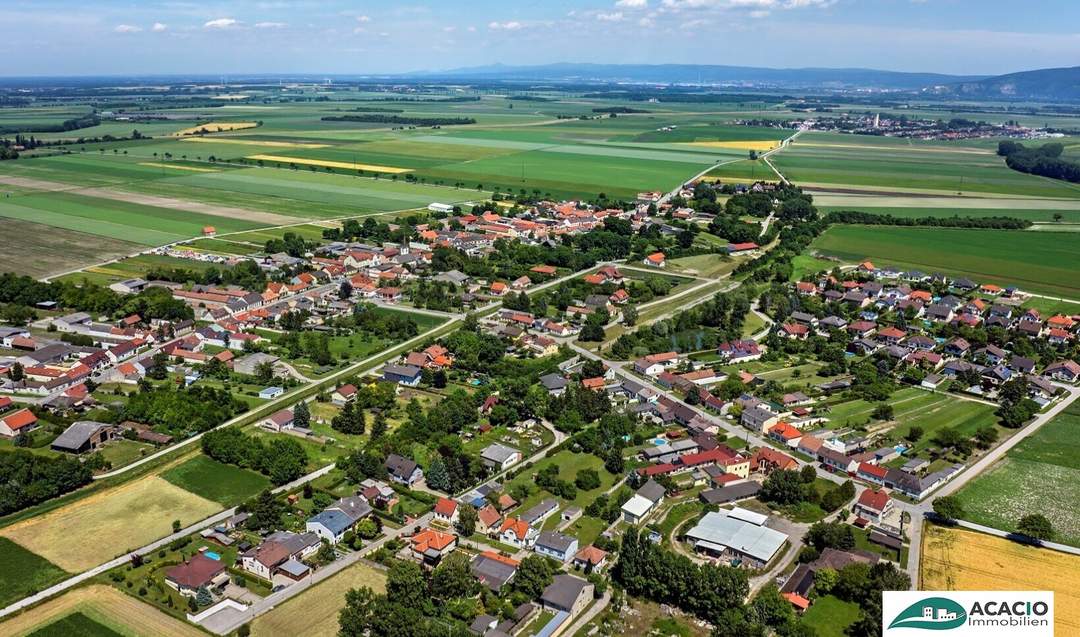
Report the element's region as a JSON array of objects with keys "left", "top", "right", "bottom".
[{"left": 1, "top": 1, "right": 1076, "bottom": 77}]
